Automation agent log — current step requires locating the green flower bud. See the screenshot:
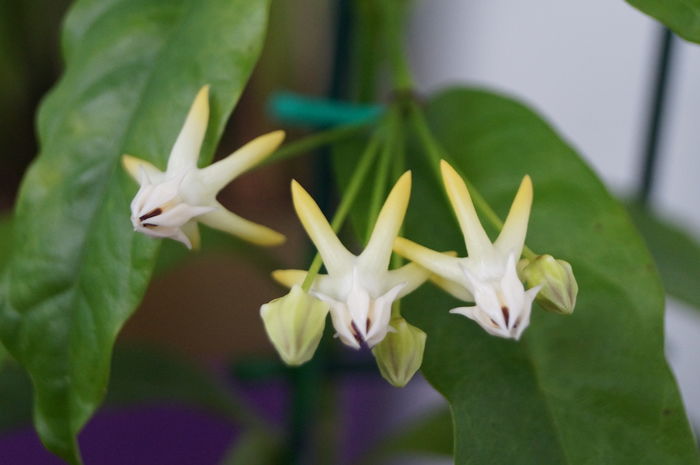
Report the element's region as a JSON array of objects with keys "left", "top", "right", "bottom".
[
  {"left": 260, "top": 285, "right": 330, "bottom": 366},
  {"left": 518, "top": 255, "right": 578, "bottom": 315},
  {"left": 372, "top": 318, "right": 426, "bottom": 387}
]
